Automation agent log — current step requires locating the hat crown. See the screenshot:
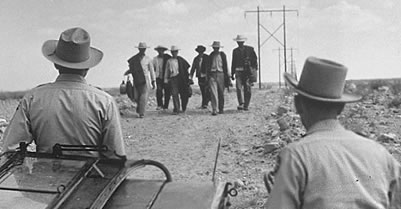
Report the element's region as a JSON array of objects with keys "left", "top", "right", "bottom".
[
  {"left": 170, "top": 45, "right": 180, "bottom": 51},
  {"left": 137, "top": 42, "right": 148, "bottom": 48},
  {"left": 55, "top": 28, "right": 90, "bottom": 63},
  {"left": 233, "top": 34, "right": 247, "bottom": 41},
  {"left": 211, "top": 41, "right": 222, "bottom": 47},
  {"left": 298, "top": 57, "right": 347, "bottom": 99}
]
